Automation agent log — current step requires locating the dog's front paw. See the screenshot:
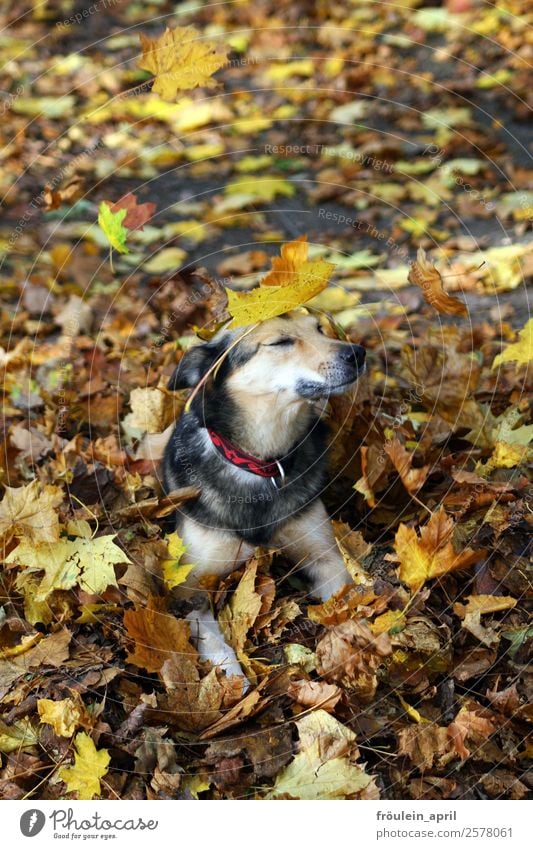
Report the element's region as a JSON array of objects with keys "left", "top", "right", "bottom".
[
  {"left": 186, "top": 607, "right": 251, "bottom": 692},
  {"left": 209, "top": 650, "right": 251, "bottom": 693},
  {"left": 310, "top": 570, "right": 352, "bottom": 602}
]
